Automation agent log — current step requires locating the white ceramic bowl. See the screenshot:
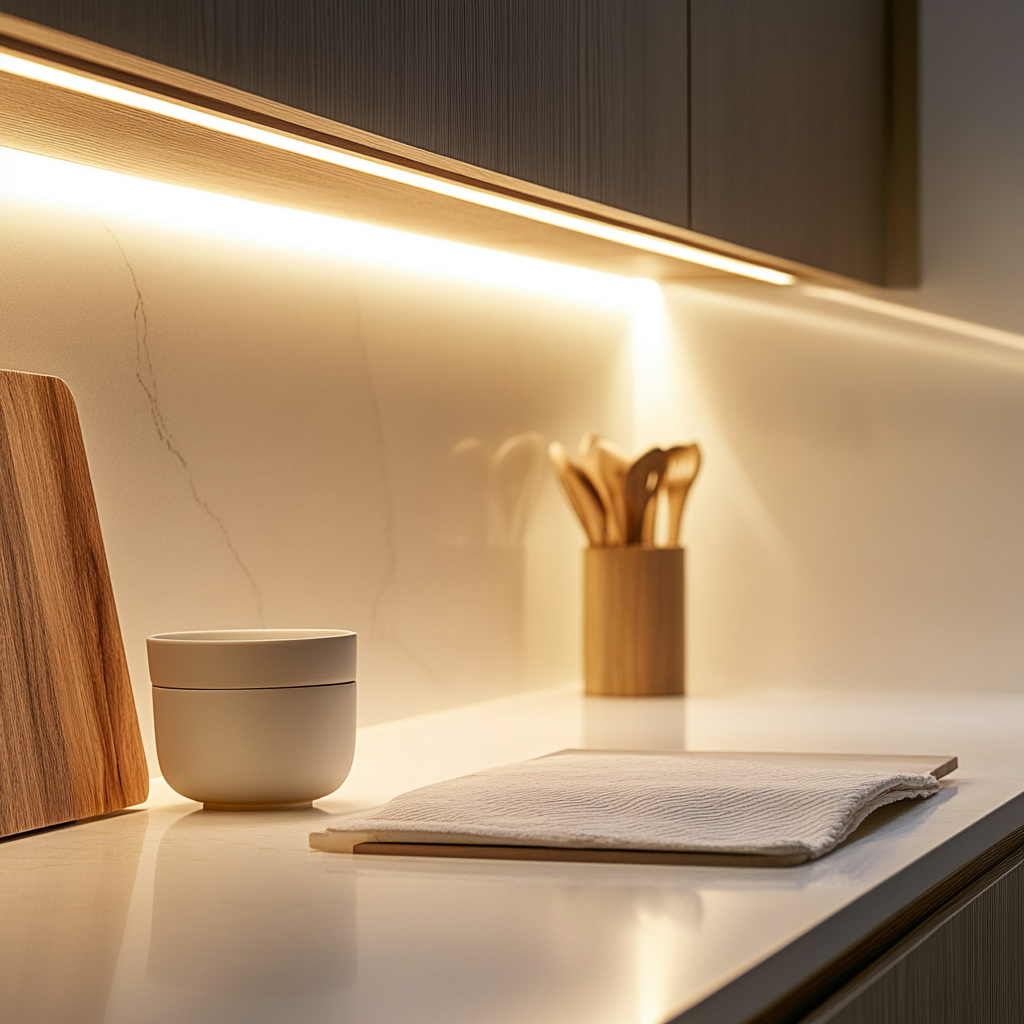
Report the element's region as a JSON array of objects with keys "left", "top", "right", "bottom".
[{"left": 148, "top": 629, "right": 356, "bottom": 809}]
